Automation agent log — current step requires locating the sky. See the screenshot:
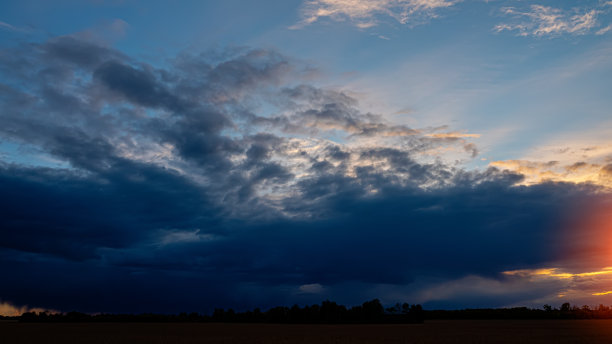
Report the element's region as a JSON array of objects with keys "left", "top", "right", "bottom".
[{"left": 0, "top": 0, "right": 612, "bottom": 315}]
